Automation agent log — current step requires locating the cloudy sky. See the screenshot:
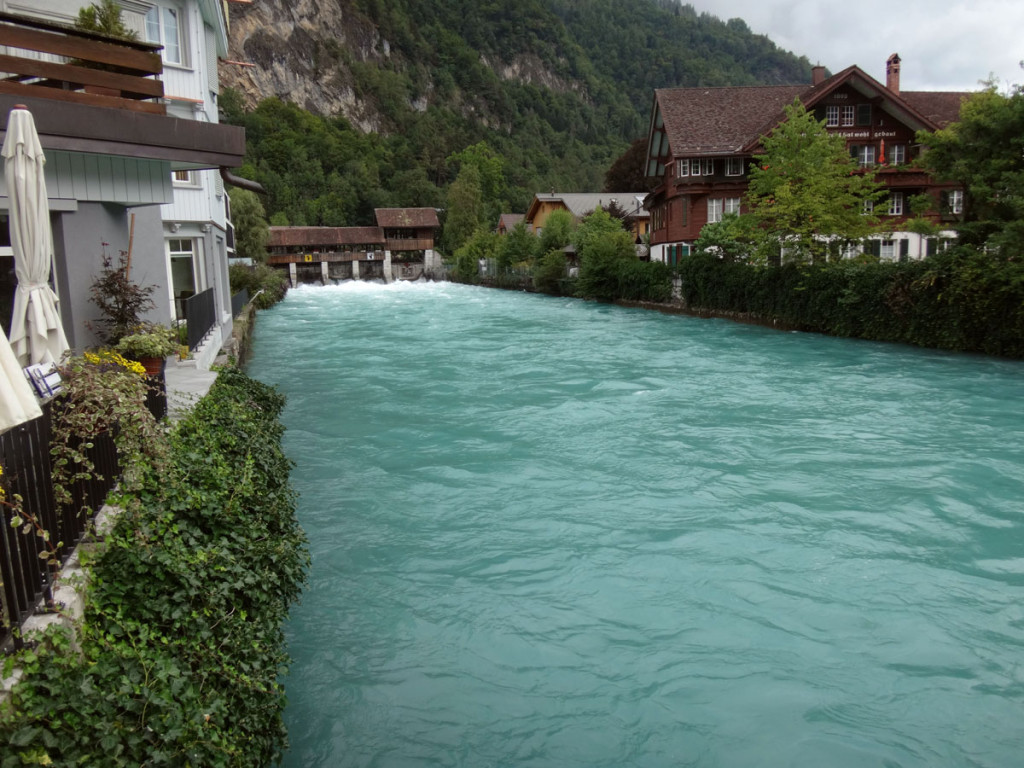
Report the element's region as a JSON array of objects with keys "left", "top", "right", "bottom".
[{"left": 687, "top": 0, "right": 1023, "bottom": 92}]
